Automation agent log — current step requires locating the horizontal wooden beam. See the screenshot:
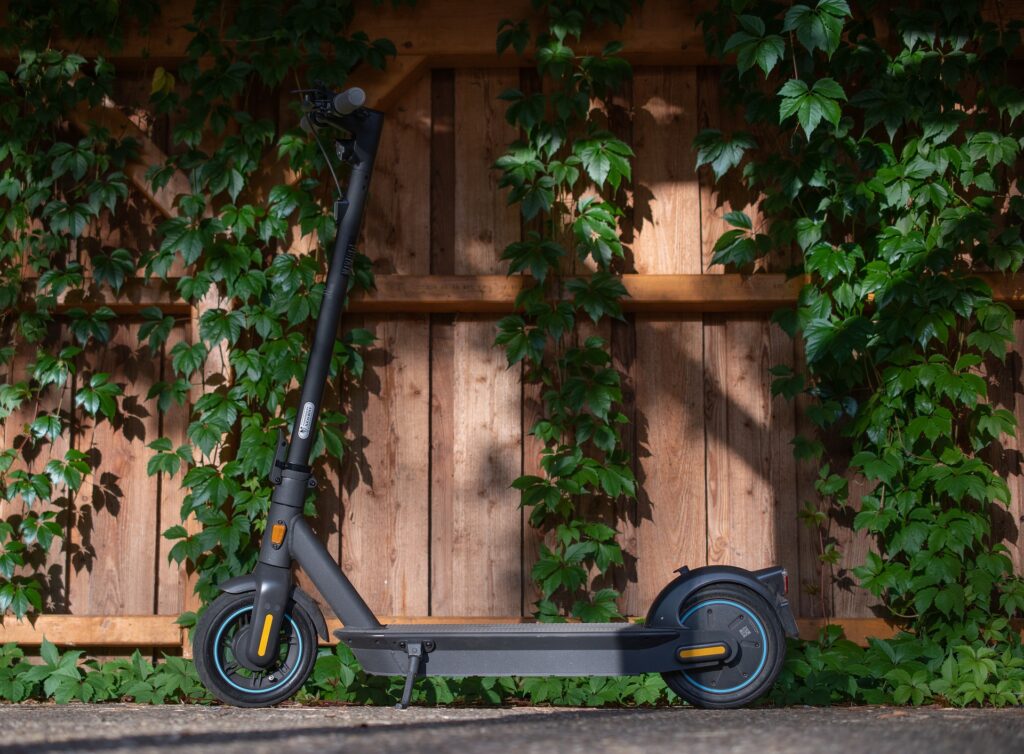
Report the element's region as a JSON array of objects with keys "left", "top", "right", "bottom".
[
  {"left": 3, "top": 1, "right": 711, "bottom": 67},
  {"left": 4, "top": 614, "right": 913, "bottom": 648},
  {"left": 25, "top": 278, "right": 191, "bottom": 316},
  {"left": 34, "top": 272, "right": 1024, "bottom": 316},
  {"left": 7, "top": 0, "right": 1022, "bottom": 70},
  {"left": 0, "top": 615, "right": 183, "bottom": 647},
  {"left": 356, "top": 274, "right": 807, "bottom": 313}
]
